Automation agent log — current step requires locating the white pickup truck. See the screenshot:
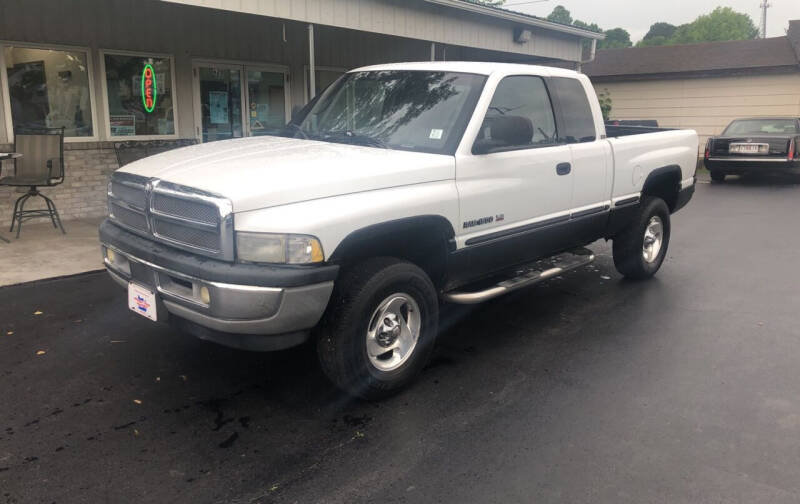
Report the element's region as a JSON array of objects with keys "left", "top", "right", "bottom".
[{"left": 100, "top": 62, "right": 697, "bottom": 398}]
